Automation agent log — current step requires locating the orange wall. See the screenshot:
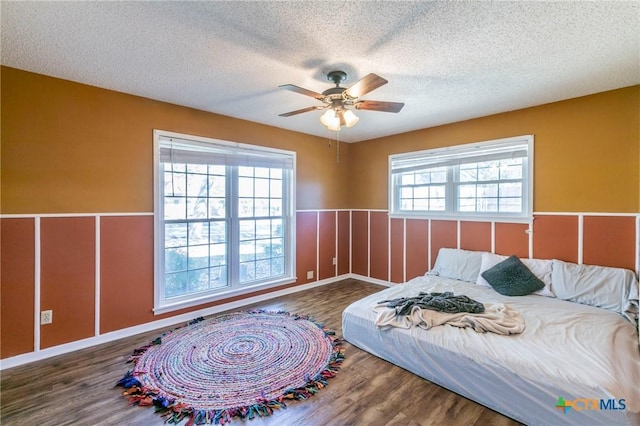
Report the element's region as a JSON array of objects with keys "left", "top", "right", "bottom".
[
  {"left": 0, "top": 66, "right": 350, "bottom": 213},
  {"left": 0, "top": 66, "right": 352, "bottom": 359},
  {"left": 351, "top": 213, "right": 636, "bottom": 284},
  {"left": 348, "top": 86, "right": 640, "bottom": 212},
  {"left": 2, "top": 66, "right": 639, "bottom": 361}
]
